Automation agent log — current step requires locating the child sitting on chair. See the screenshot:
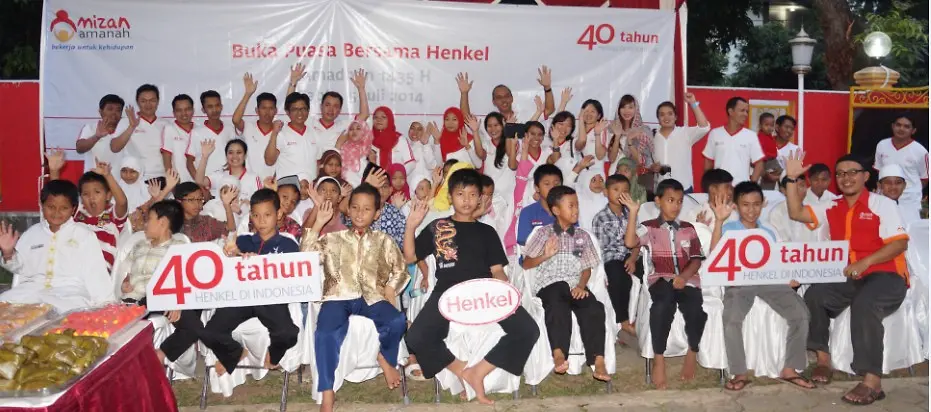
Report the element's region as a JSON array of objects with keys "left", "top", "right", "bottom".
[
  {"left": 620, "top": 179, "right": 707, "bottom": 390},
  {"left": 521, "top": 185, "right": 610, "bottom": 382},
  {"left": 201, "top": 189, "right": 300, "bottom": 376},
  {"left": 301, "top": 183, "right": 409, "bottom": 412}
]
